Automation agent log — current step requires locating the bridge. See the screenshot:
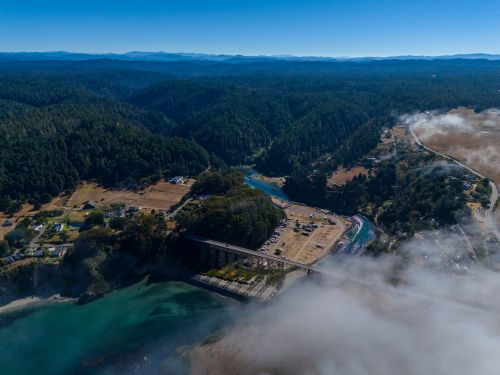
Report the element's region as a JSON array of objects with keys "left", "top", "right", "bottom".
[
  {"left": 183, "top": 235, "right": 500, "bottom": 316},
  {"left": 185, "top": 234, "right": 333, "bottom": 276}
]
